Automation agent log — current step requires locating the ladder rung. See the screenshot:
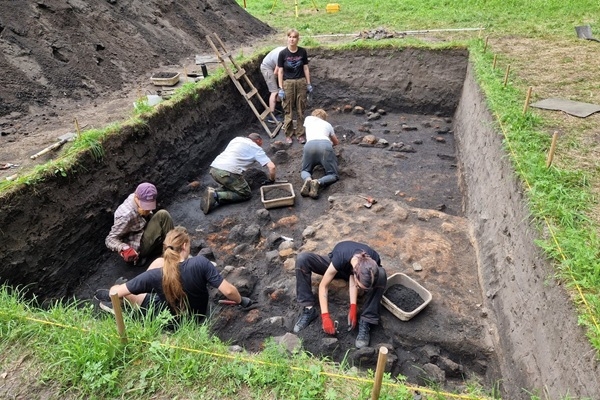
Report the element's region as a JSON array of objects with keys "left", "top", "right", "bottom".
[
  {"left": 234, "top": 69, "right": 246, "bottom": 80},
  {"left": 260, "top": 109, "right": 270, "bottom": 120},
  {"left": 245, "top": 88, "right": 258, "bottom": 99}
]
